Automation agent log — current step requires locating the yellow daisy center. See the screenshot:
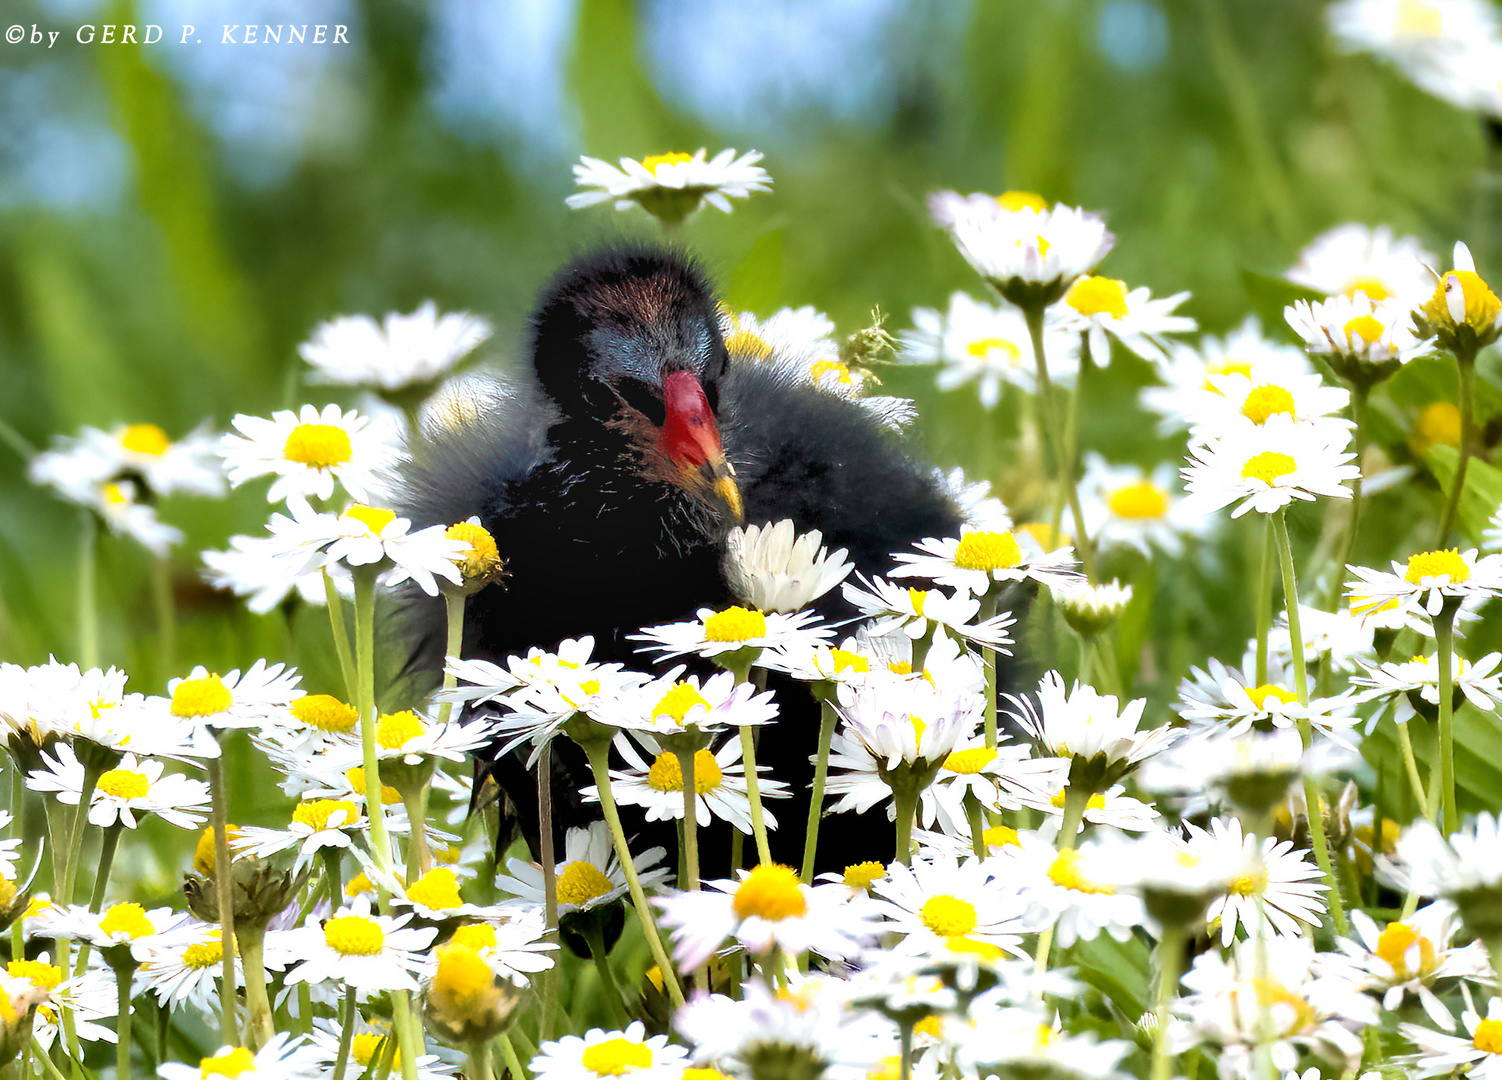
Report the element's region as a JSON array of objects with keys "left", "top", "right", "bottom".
[
  {"left": 282, "top": 423, "right": 353, "bottom": 468},
  {"left": 345, "top": 872, "right": 374, "bottom": 898},
  {"left": 1048, "top": 790, "right": 1108, "bottom": 810},
  {"left": 120, "top": 423, "right": 171, "bottom": 456},
  {"left": 1246, "top": 684, "right": 1298, "bottom": 710},
  {"left": 182, "top": 936, "right": 223, "bottom": 968},
  {"left": 830, "top": 649, "right": 869, "bottom": 674},
  {"left": 1229, "top": 867, "right": 1270, "bottom": 895},
  {"left": 1066, "top": 276, "right": 1130, "bottom": 320},
  {"left": 842, "top": 861, "right": 886, "bottom": 890},
  {"left": 646, "top": 749, "right": 722, "bottom": 794},
  {"left": 1406, "top": 549, "right": 1470, "bottom": 585},
  {"left": 953, "top": 530, "right": 1023, "bottom": 571},
  {"left": 702, "top": 606, "right": 766, "bottom": 642},
  {"left": 1344, "top": 275, "right": 1390, "bottom": 302},
  {"left": 1240, "top": 384, "right": 1297, "bottom": 424},
  {"left": 446, "top": 522, "right": 502, "bottom": 581},
  {"left": 965, "top": 337, "right": 1022, "bottom": 365},
  {"left": 1427, "top": 269, "right": 1502, "bottom": 330},
  {"left": 1395, "top": 0, "right": 1443, "bottom": 35},
  {"left": 983, "top": 825, "right": 1020, "bottom": 849},
  {"left": 580, "top": 1038, "right": 653, "bottom": 1076},
  {"left": 641, "top": 152, "right": 693, "bottom": 171},
  {"left": 99, "top": 903, "right": 154, "bottom": 939},
  {"left": 732, "top": 864, "right": 806, "bottom": 921},
  {"left": 345, "top": 504, "right": 396, "bottom": 535},
  {"left": 170, "top": 674, "right": 232, "bottom": 718},
  {"left": 1375, "top": 921, "right": 1436, "bottom": 979},
  {"left": 652, "top": 682, "right": 711, "bottom": 724},
  {"left": 919, "top": 894, "right": 979, "bottom": 936},
  {"left": 96, "top": 768, "right": 149, "bottom": 801},
  {"left": 1253, "top": 978, "right": 1317, "bottom": 1035},
  {"left": 997, "top": 191, "right": 1047, "bottom": 212},
  {"left": 1047, "top": 849, "right": 1114, "bottom": 895},
  {"left": 292, "top": 799, "right": 357, "bottom": 832},
  {"left": 433, "top": 943, "right": 492, "bottom": 1004},
  {"left": 346, "top": 767, "right": 402, "bottom": 805},
  {"left": 557, "top": 861, "right": 616, "bottom": 907},
  {"left": 194, "top": 824, "right": 240, "bottom": 876},
  {"left": 8, "top": 960, "right": 62, "bottom": 991},
  {"left": 324, "top": 914, "right": 385, "bottom": 956},
  {"left": 450, "top": 923, "right": 498, "bottom": 951},
  {"left": 1107, "top": 482, "right": 1168, "bottom": 520},
  {"left": 406, "top": 868, "right": 463, "bottom": 911},
  {"left": 290, "top": 694, "right": 358, "bottom": 733},
  {"left": 1475, "top": 1019, "right": 1502, "bottom": 1054},
  {"left": 200, "top": 1048, "right": 257, "bottom": 1079},
  {"left": 943, "top": 747, "right": 998, "bottom": 775},
  {"left": 1240, "top": 451, "right": 1297, "bottom": 485},
  {"left": 376, "top": 710, "right": 426, "bottom": 749},
  {"left": 907, "top": 588, "right": 930, "bottom": 616},
  {"left": 809, "top": 359, "right": 855, "bottom": 385},
  {"left": 1344, "top": 314, "right": 1386, "bottom": 345}
]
